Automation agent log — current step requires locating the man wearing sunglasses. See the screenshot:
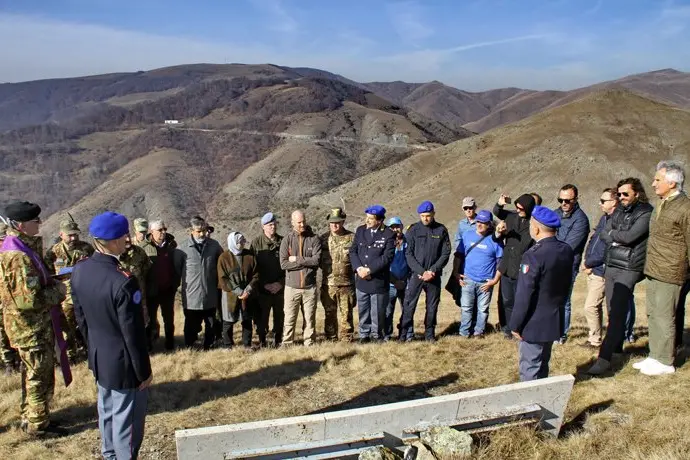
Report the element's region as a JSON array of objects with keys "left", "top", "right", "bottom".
[
  {"left": 587, "top": 177, "right": 653, "bottom": 376},
  {"left": 580, "top": 188, "right": 618, "bottom": 348},
  {"left": 554, "top": 184, "right": 590, "bottom": 344}
]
